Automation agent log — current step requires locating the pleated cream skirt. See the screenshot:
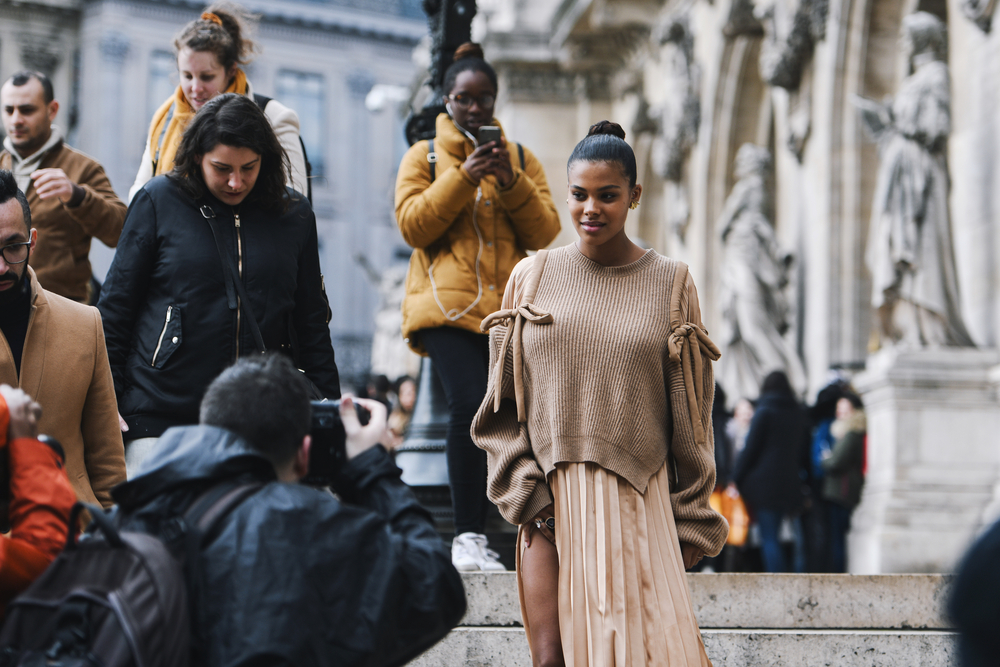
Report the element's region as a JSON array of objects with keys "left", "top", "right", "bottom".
[{"left": 517, "top": 461, "right": 712, "bottom": 667}]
